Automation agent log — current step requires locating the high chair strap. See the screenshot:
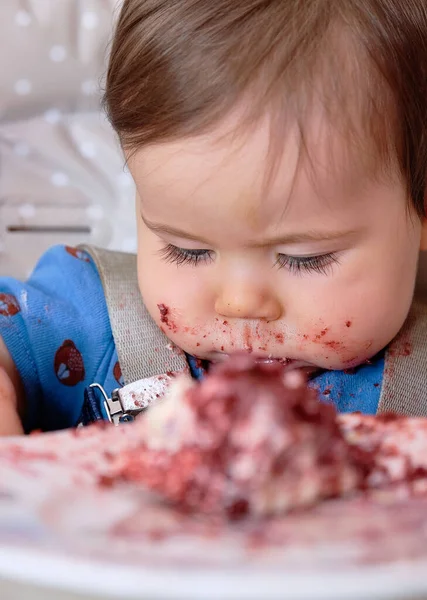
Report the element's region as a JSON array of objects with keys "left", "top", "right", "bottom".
[
  {"left": 378, "top": 299, "right": 427, "bottom": 416},
  {"left": 78, "top": 244, "right": 187, "bottom": 385}
]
